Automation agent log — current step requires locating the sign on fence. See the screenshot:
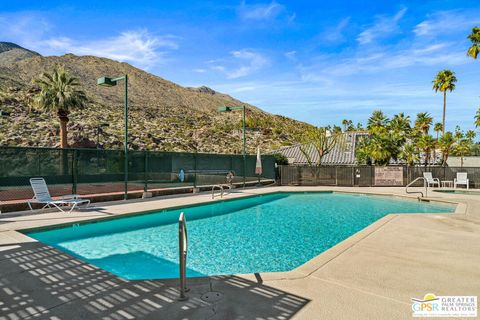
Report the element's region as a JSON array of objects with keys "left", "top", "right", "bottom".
[{"left": 374, "top": 167, "right": 403, "bottom": 186}]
